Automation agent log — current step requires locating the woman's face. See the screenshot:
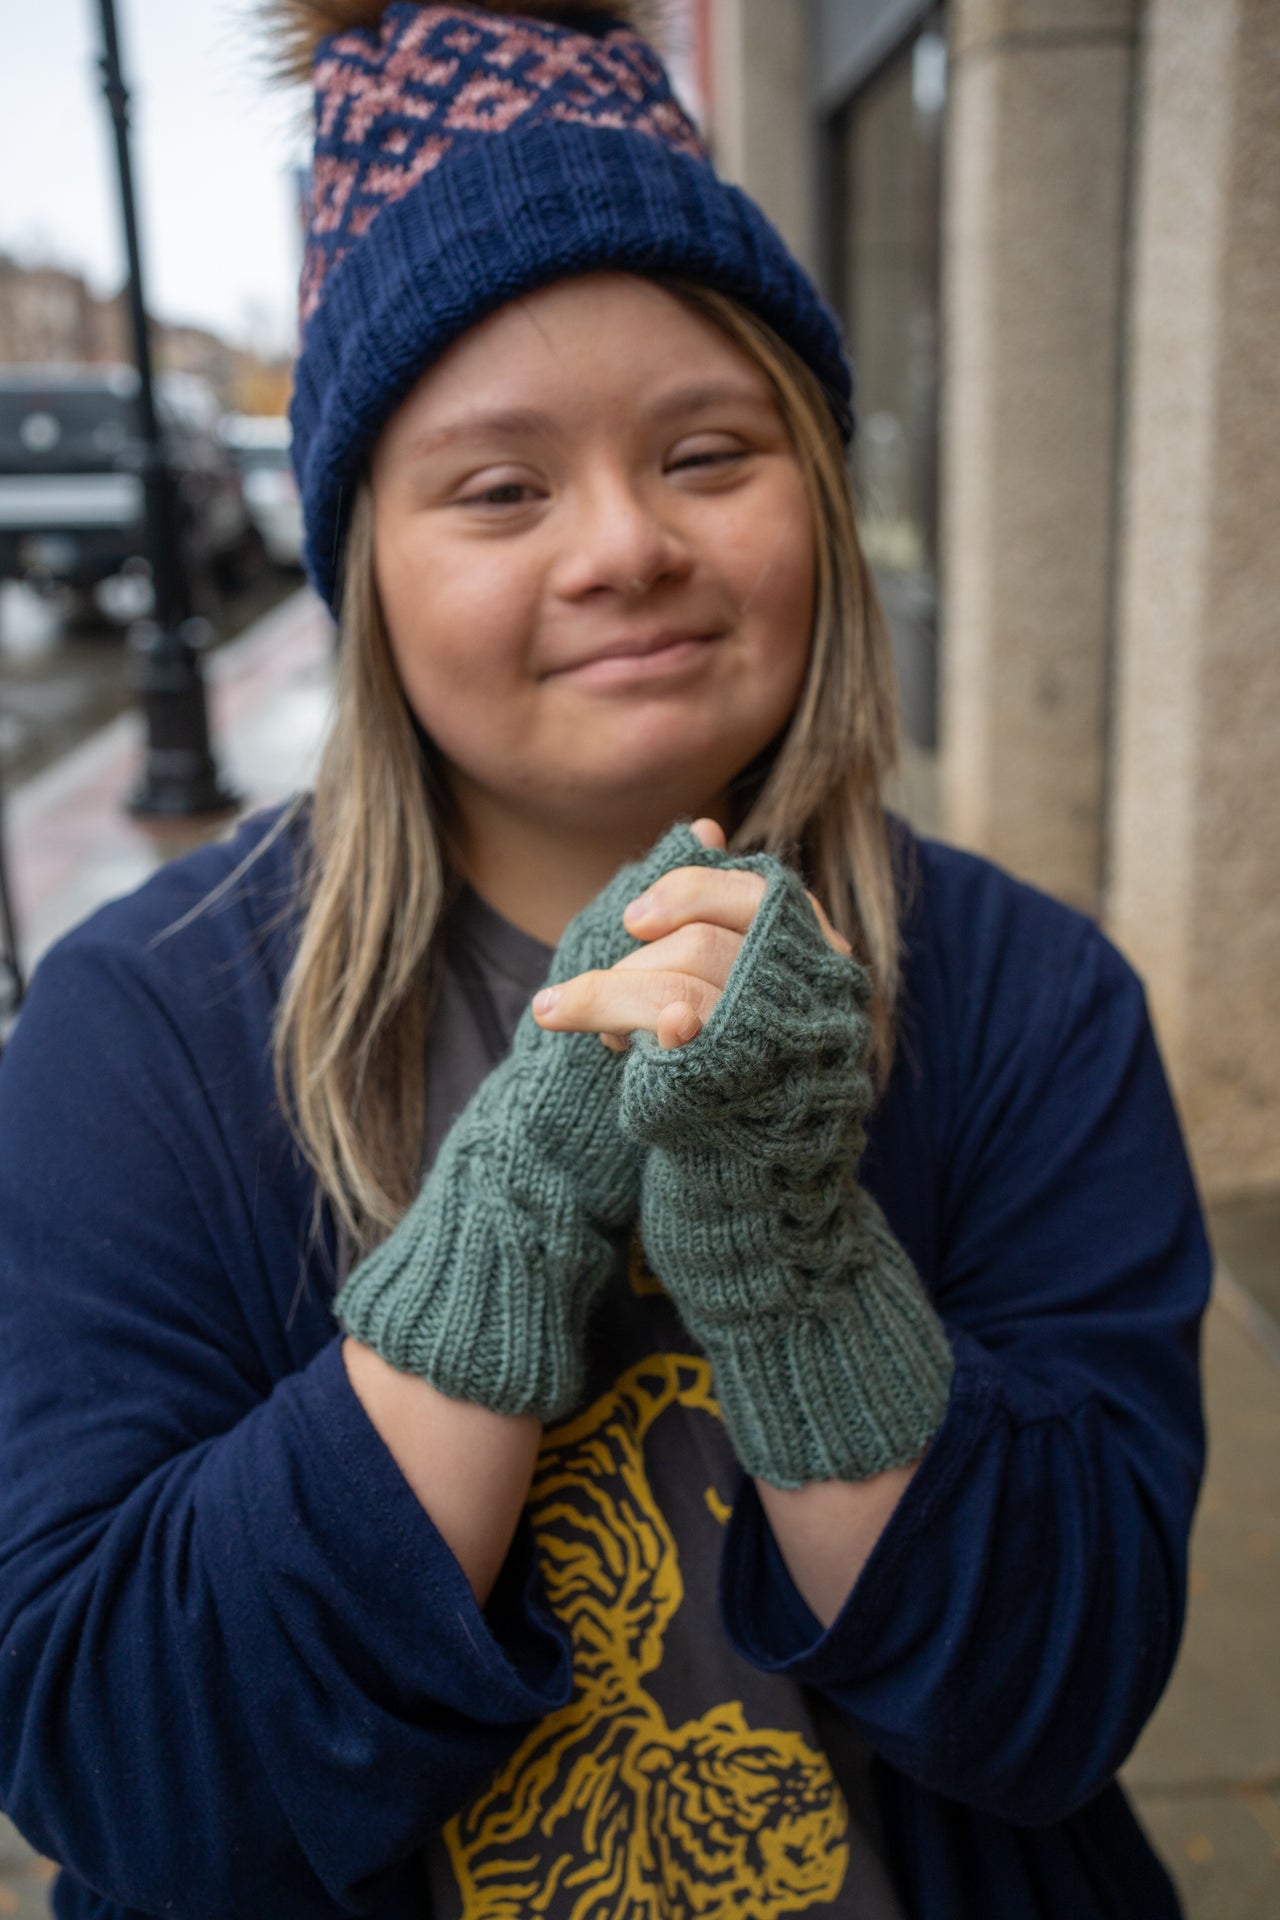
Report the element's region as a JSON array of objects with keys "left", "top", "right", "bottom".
[{"left": 369, "top": 272, "right": 815, "bottom": 847}]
